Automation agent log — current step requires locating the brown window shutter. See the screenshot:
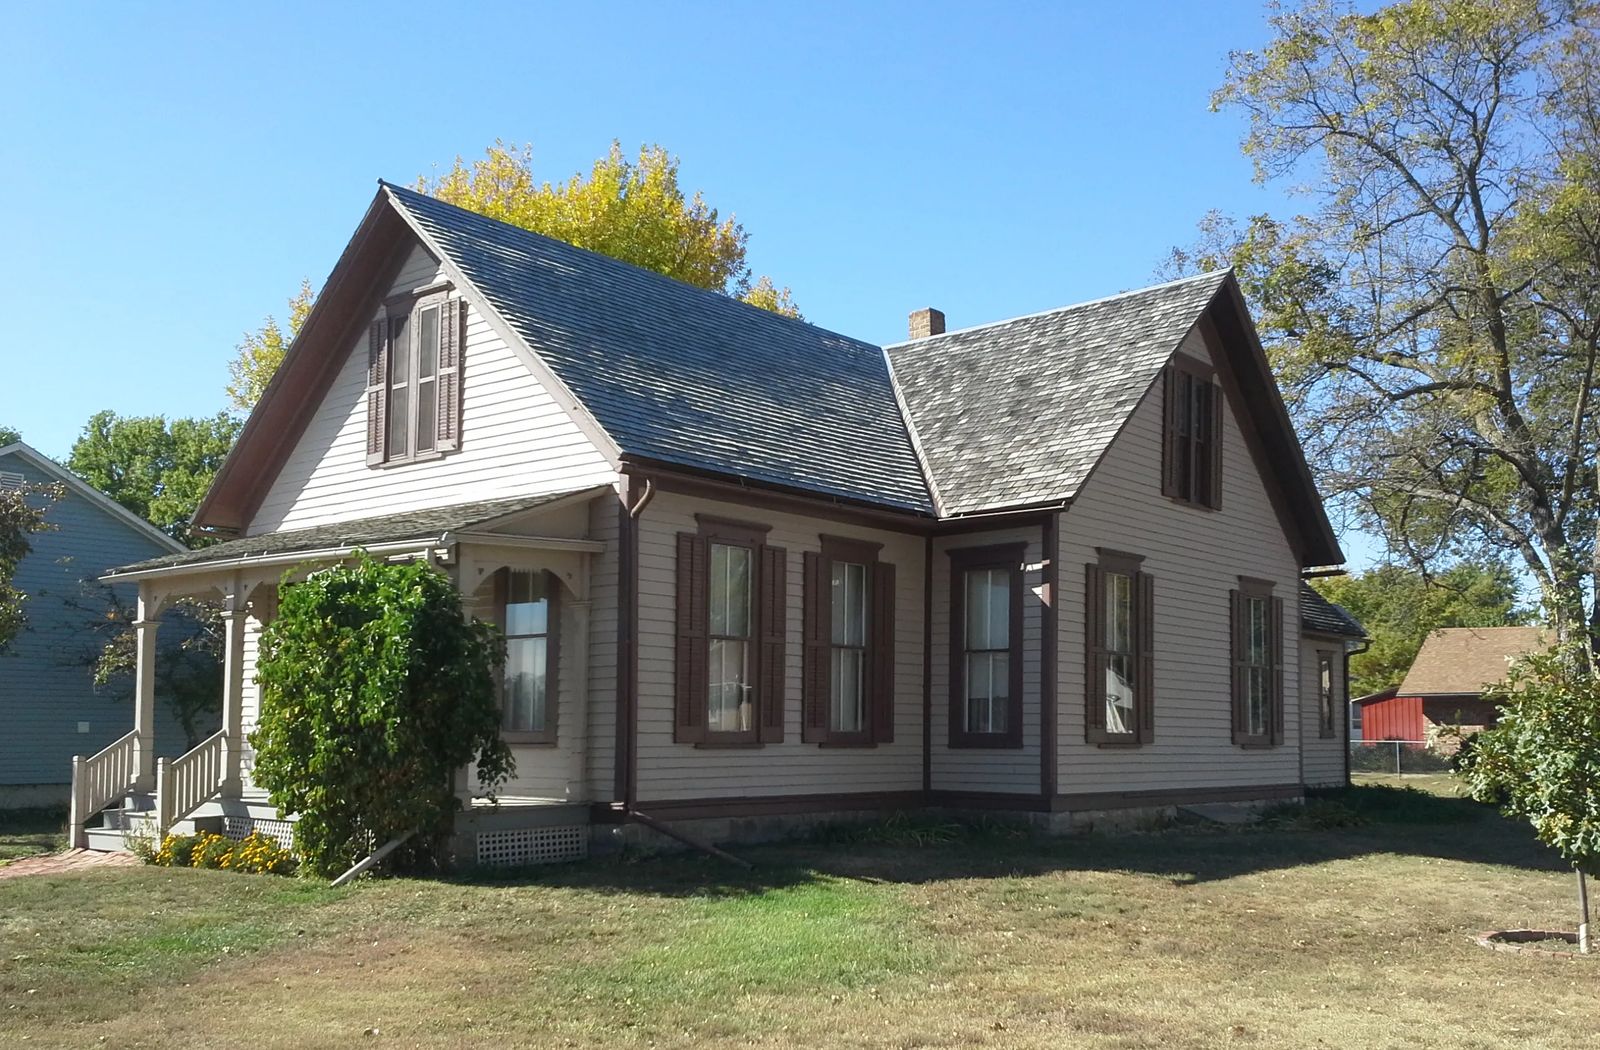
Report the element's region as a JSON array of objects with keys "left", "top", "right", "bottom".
[
  {"left": 674, "top": 532, "right": 708, "bottom": 744},
  {"left": 1229, "top": 589, "right": 1247, "bottom": 744},
  {"left": 365, "top": 319, "right": 388, "bottom": 465},
  {"left": 1135, "top": 570, "right": 1155, "bottom": 745},
  {"left": 1084, "top": 563, "right": 1108, "bottom": 744},
  {"left": 870, "top": 560, "right": 896, "bottom": 744},
  {"left": 1269, "top": 594, "right": 1285, "bottom": 745},
  {"left": 801, "top": 550, "right": 829, "bottom": 743},
  {"left": 1207, "top": 383, "right": 1224, "bottom": 509},
  {"left": 1161, "top": 367, "right": 1180, "bottom": 497},
  {"left": 757, "top": 545, "right": 787, "bottom": 743},
  {"left": 436, "top": 298, "right": 464, "bottom": 452}
]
